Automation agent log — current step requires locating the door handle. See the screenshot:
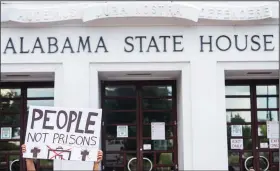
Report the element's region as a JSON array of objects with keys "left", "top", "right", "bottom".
[
  {"left": 127, "top": 157, "right": 153, "bottom": 171},
  {"left": 143, "top": 157, "right": 153, "bottom": 171},
  {"left": 127, "top": 157, "right": 137, "bottom": 171},
  {"left": 244, "top": 156, "right": 269, "bottom": 171},
  {"left": 10, "top": 159, "right": 19, "bottom": 171}
]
